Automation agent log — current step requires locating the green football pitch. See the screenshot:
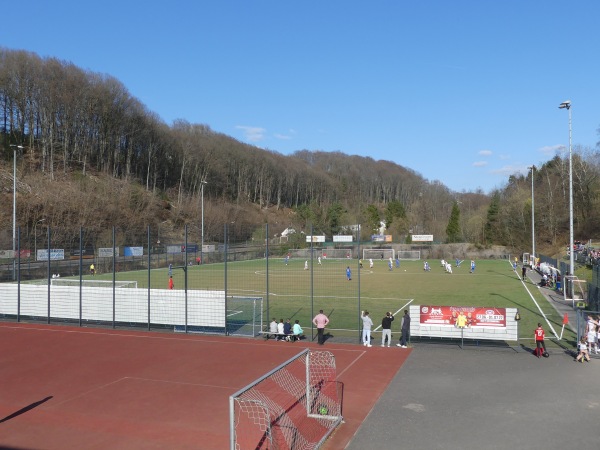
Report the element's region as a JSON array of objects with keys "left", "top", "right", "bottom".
[{"left": 86, "top": 257, "right": 573, "bottom": 343}]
